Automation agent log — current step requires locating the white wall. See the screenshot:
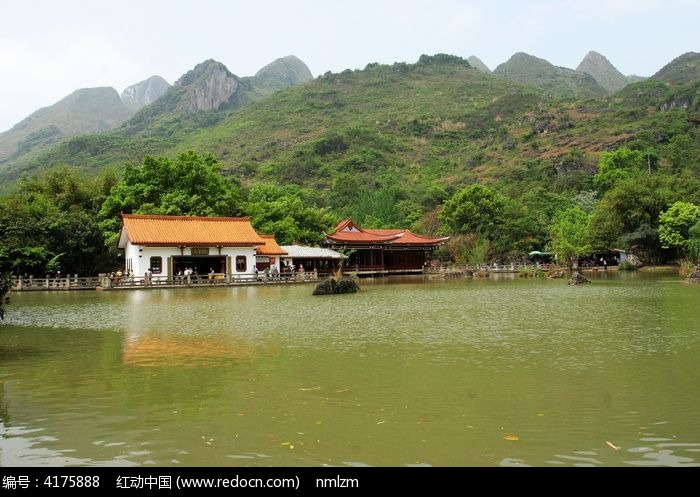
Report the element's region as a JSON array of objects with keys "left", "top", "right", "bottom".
[{"left": 124, "top": 242, "right": 257, "bottom": 277}]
